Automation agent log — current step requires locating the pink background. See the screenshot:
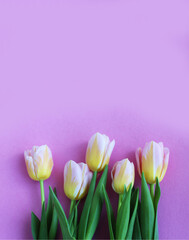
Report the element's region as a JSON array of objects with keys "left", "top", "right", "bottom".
[{"left": 1, "top": 1, "right": 189, "bottom": 239}]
